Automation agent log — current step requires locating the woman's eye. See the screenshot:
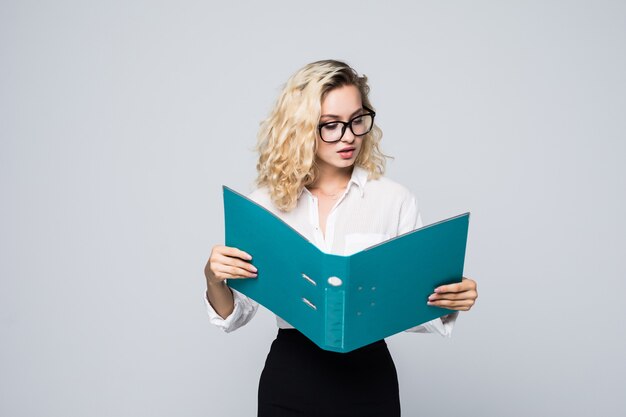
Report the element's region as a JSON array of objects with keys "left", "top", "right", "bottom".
[
  {"left": 323, "top": 123, "right": 340, "bottom": 131},
  {"left": 352, "top": 117, "right": 364, "bottom": 125}
]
